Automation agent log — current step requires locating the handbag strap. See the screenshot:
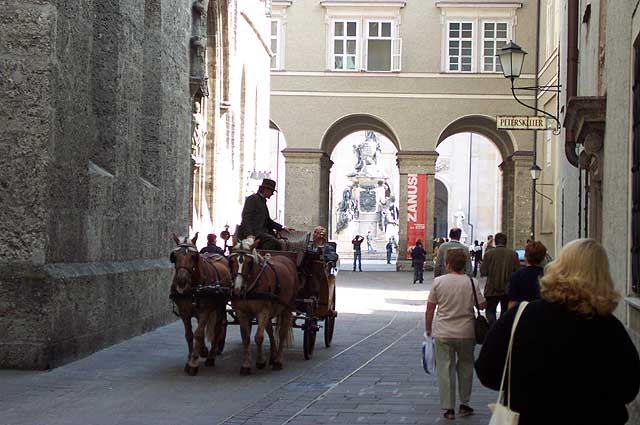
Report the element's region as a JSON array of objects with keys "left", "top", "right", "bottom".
[
  {"left": 497, "top": 301, "right": 529, "bottom": 408},
  {"left": 469, "top": 276, "right": 480, "bottom": 311}
]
